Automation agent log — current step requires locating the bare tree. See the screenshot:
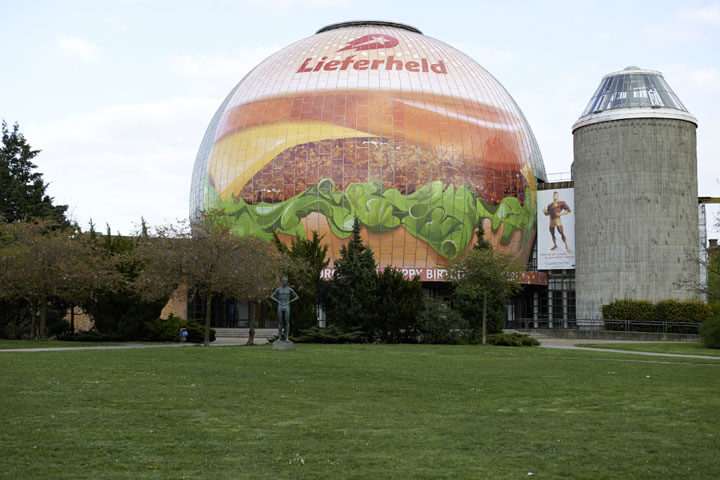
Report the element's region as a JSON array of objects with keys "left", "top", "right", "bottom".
[
  {"left": 708, "top": 212, "right": 720, "bottom": 302},
  {"left": 678, "top": 211, "right": 720, "bottom": 301},
  {"left": 134, "top": 212, "right": 285, "bottom": 346}
]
